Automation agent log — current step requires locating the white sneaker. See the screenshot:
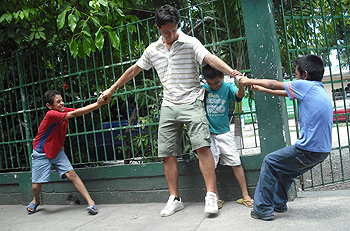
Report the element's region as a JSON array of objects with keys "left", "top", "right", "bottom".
[
  {"left": 160, "top": 195, "right": 184, "bottom": 217},
  {"left": 204, "top": 192, "right": 218, "bottom": 214}
]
